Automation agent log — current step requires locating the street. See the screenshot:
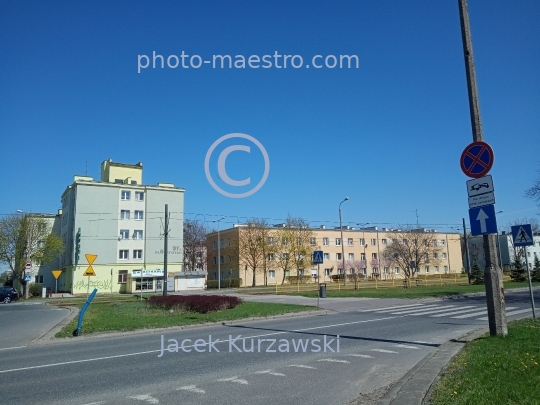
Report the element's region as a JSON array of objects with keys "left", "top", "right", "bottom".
[{"left": 0, "top": 290, "right": 537, "bottom": 405}]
